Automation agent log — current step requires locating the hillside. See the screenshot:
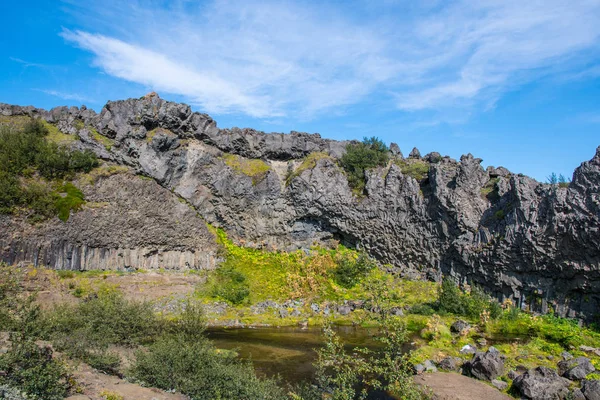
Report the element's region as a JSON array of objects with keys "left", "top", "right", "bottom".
[{"left": 1, "top": 92, "right": 599, "bottom": 322}]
